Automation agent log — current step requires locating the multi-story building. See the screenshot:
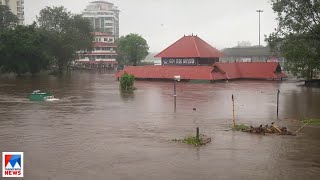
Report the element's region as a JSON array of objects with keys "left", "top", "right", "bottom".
[
  {"left": 0, "top": 0, "right": 24, "bottom": 25},
  {"left": 82, "top": 1, "right": 120, "bottom": 39},
  {"left": 77, "top": 32, "right": 118, "bottom": 68}
]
